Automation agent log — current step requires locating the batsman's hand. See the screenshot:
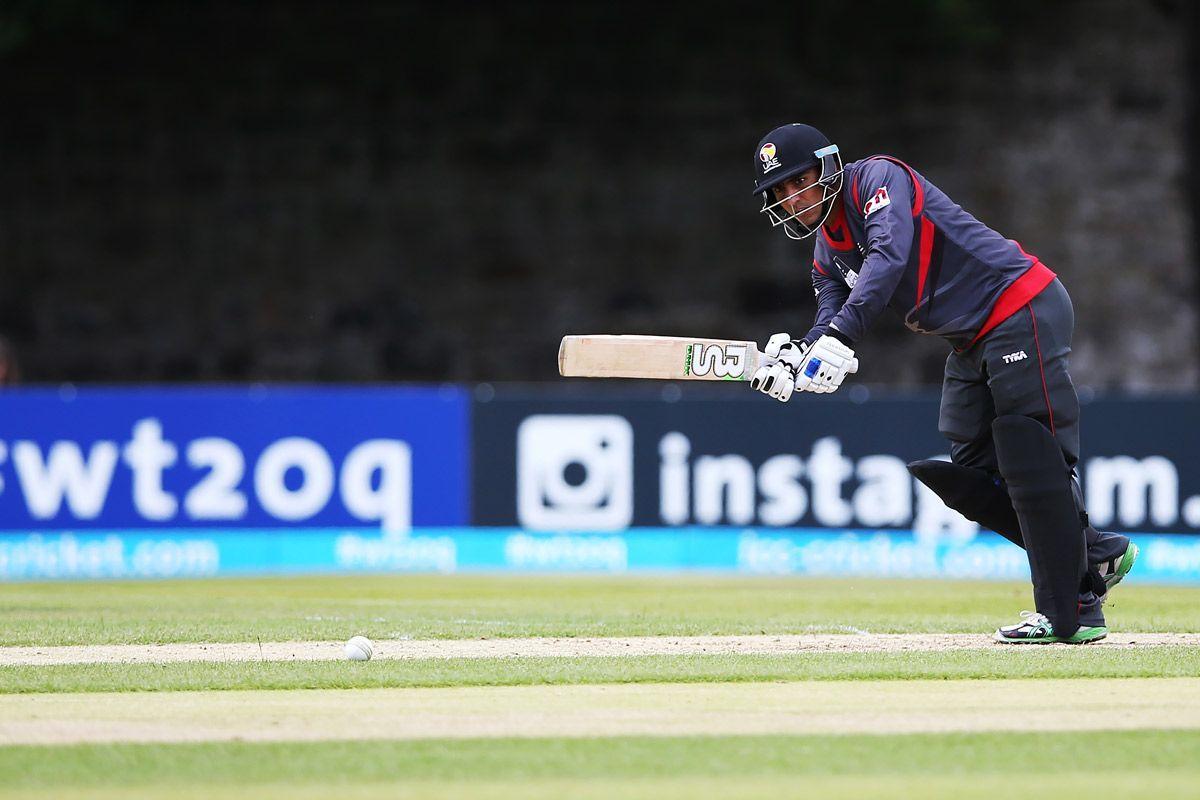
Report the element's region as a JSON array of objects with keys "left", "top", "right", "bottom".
[
  {"left": 794, "top": 334, "right": 857, "bottom": 394},
  {"left": 750, "top": 333, "right": 808, "bottom": 402}
]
